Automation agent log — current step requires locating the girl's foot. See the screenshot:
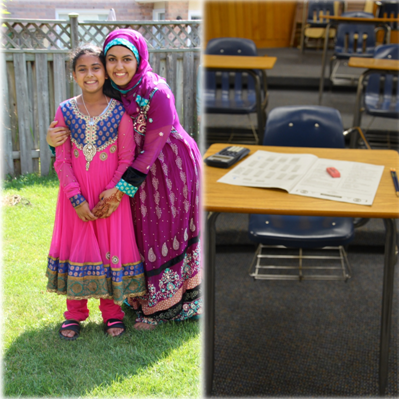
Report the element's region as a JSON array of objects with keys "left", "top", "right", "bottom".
[
  {"left": 59, "top": 320, "right": 81, "bottom": 341},
  {"left": 134, "top": 322, "right": 156, "bottom": 331},
  {"left": 104, "top": 319, "right": 126, "bottom": 337},
  {"left": 61, "top": 329, "right": 77, "bottom": 338},
  {"left": 106, "top": 327, "right": 125, "bottom": 337}
]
